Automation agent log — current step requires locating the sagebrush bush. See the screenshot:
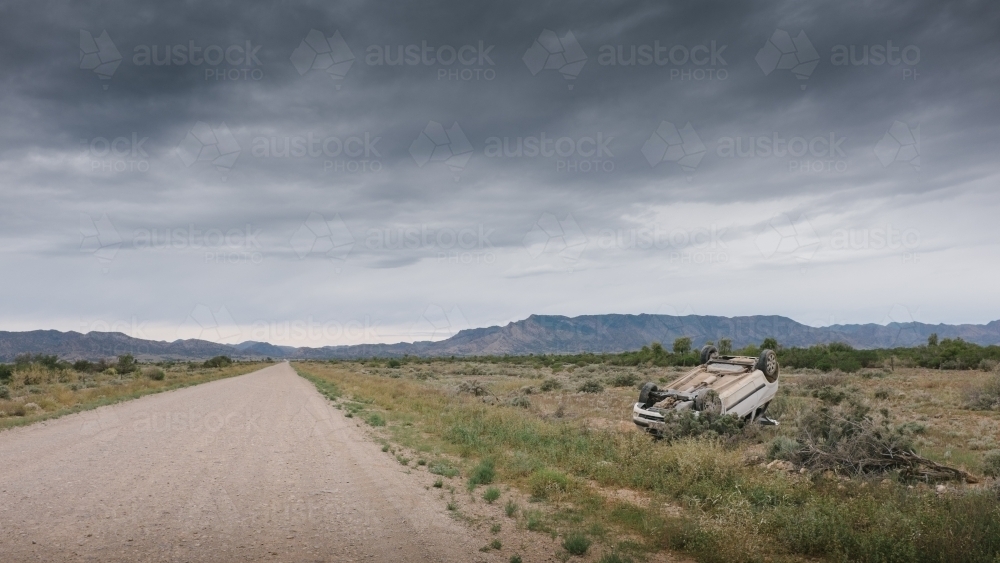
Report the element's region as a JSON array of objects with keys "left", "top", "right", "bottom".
[
  {"left": 768, "top": 435, "right": 801, "bottom": 461},
  {"left": 656, "top": 409, "right": 744, "bottom": 442},
  {"left": 429, "top": 461, "right": 459, "bottom": 477},
  {"left": 562, "top": 532, "right": 591, "bottom": 555},
  {"left": 609, "top": 372, "right": 638, "bottom": 387},
  {"left": 142, "top": 367, "right": 165, "bottom": 381},
  {"left": 468, "top": 458, "right": 495, "bottom": 486},
  {"left": 528, "top": 467, "right": 569, "bottom": 499},
  {"left": 982, "top": 450, "right": 1000, "bottom": 477},
  {"left": 578, "top": 380, "right": 604, "bottom": 393},
  {"left": 483, "top": 486, "right": 501, "bottom": 503},
  {"left": 540, "top": 378, "right": 561, "bottom": 391},
  {"left": 506, "top": 395, "right": 531, "bottom": 408},
  {"left": 965, "top": 373, "right": 1000, "bottom": 410}
]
